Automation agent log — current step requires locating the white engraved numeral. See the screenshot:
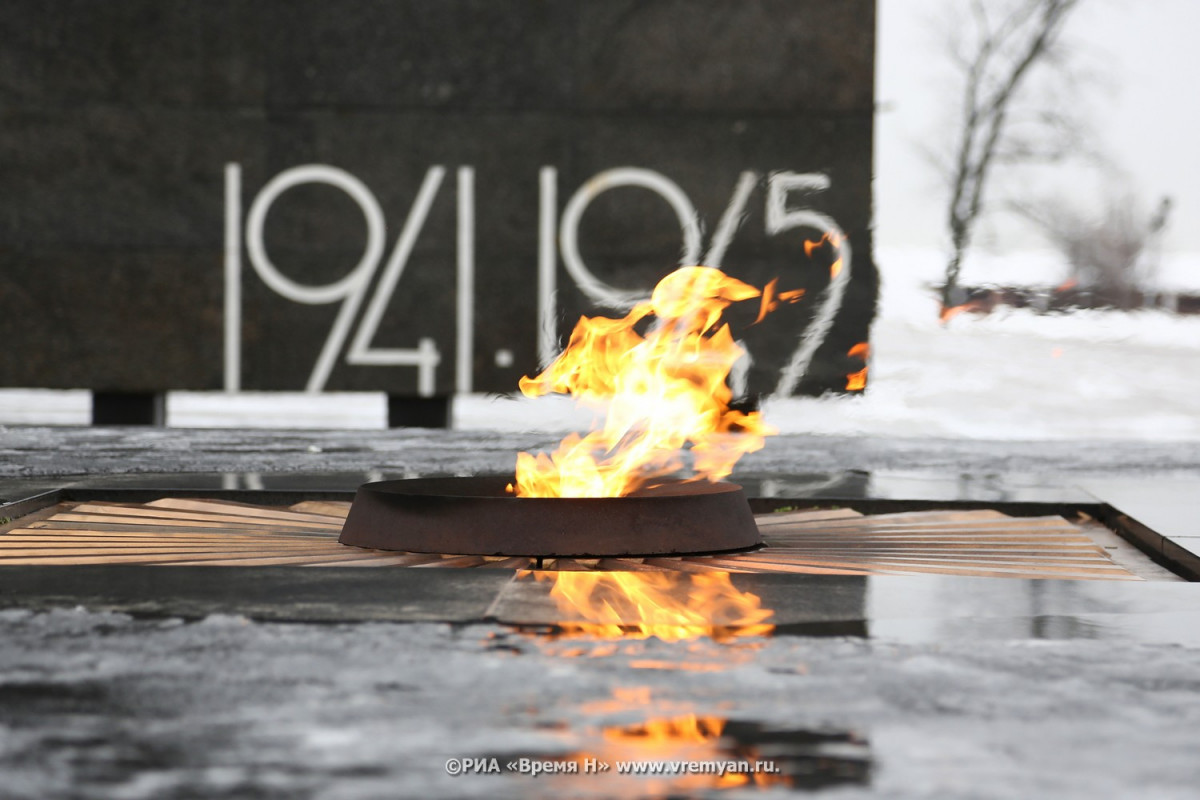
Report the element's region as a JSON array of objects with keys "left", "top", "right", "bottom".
[
  {"left": 766, "top": 171, "right": 852, "bottom": 397},
  {"left": 237, "top": 163, "right": 445, "bottom": 395},
  {"left": 344, "top": 167, "right": 445, "bottom": 396}
]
